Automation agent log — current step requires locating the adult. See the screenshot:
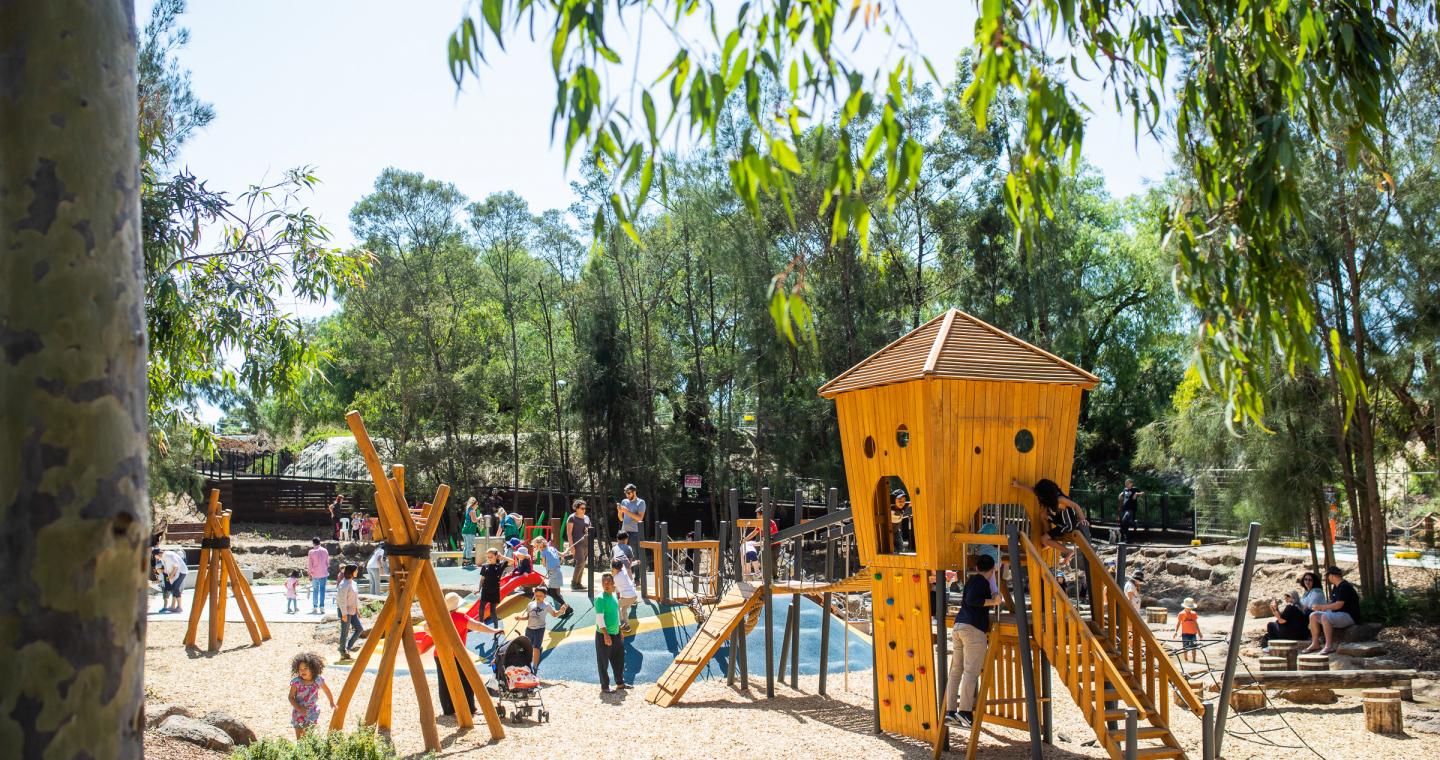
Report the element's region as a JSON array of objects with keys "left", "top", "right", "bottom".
[
  {"left": 944, "top": 554, "right": 1001, "bottom": 728},
  {"left": 499, "top": 510, "right": 523, "bottom": 543},
  {"left": 460, "top": 496, "right": 481, "bottom": 566},
  {"left": 1117, "top": 479, "right": 1144, "bottom": 544},
  {"left": 1304, "top": 566, "right": 1361, "bottom": 654},
  {"left": 593, "top": 573, "right": 627, "bottom": 694},
  {"left": 365, "top": 544, "right": 386, "bottom": 596},
  {"left": 565, "top": 499, "right": 592, "bottom": 590},
  {"left": 437, "top": 592, "right": 501, "bottom": 716},
  {"left": 152, "top": 547, "right": 187, "bottom": 613},
  {"left": 336, "top": 565, "right": 363, "bottom": 659},
  {"left": 327, "top": 494, "right": 345, "bottom": 541},
  {"left": 889, "top": 488, "right": 914, "bottom": 553},
  {"left": 307, "top": 538, "right": 331, "bottom": 614},
  {"left": 617, "top": 484, "right": 647, "bottom": 593},
  {"left": 1262, "top": 591, "right": 1308, "bottom": 647},
  {"left": 1296, "top": 571, "right": 1326, "bottom": 614},
  {"left": 1011, "top": 478, "right": 1090, "bottom": 564}
]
